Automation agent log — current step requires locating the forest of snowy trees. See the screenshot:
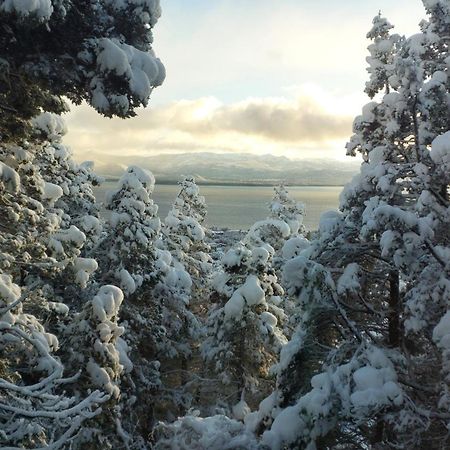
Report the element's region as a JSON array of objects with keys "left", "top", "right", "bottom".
[{"left": 1, "top": 0, "right": 450, "bottom": 449}]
